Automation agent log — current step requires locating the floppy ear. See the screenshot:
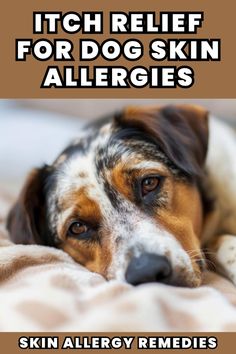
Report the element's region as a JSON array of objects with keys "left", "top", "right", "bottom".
[
  {"left": 7, "top": 166, "right": 52, "bottom": 245},
  {"left": 116, "top": 105, "right": 209, "bottom": 179}
]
